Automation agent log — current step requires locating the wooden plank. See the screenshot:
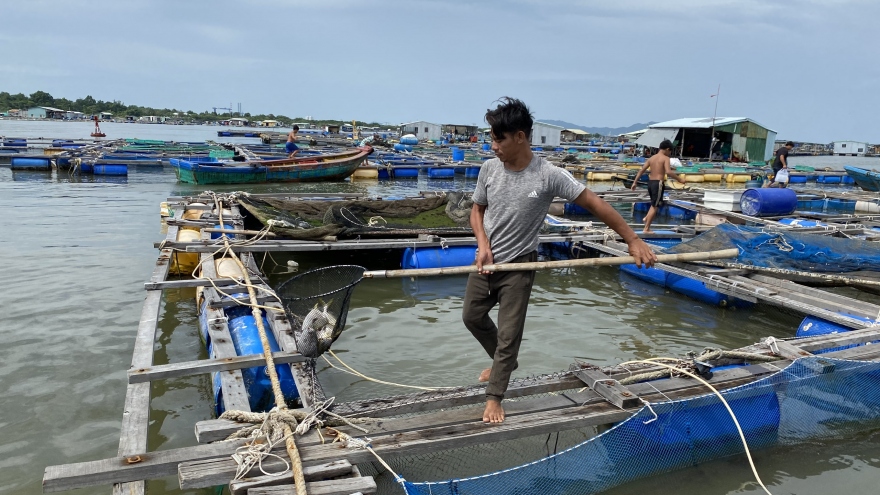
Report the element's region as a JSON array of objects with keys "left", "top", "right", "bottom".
[
  {"left": 229, "top": 460, "right": 354, "bottom": 494},
  {"left": 201, "top": 280, "right": 252, "bottom": 413},
  {"left": 767, "top": 339, "right": 814, "bottom": 360},
  {"left": 47, "top": 341, "right": 880, "bottom": 493},
  {"left": 193, "top": 393, "right": 574, "bottom": 447},
  {"left": 732, "top": 275, "right": 877, "bottom": 318},
  {"left": 113, "top": 207, "right": 182, "bottom": 495},
  {"left": 798, "top": 327, "right": 880, "bottom": 353},
  {"left": 333, "top": 373, "right": 585, "bottom": 418},
  {"left": 127, "top": 350, "right": 307, "bottom": 384},
  {"left": 178, "top": 458, "right": 351, "bottom": 492},
  {"left": 144, "top": 278, "right": 268, "bottom": 290},
  {"left": 208, "top": 295, "right": 275, "bottom": 309},
  {"left": 248, "top": 476, "right": 376, "bottom": 495},
  {"left": 168, "top": 233, "right": 610, "bottom": 253},
  {"left": 747, "top": 274, "right": 880, "bottom": 315},
  {"left": 570, "top": 365, "right": 641, "bottom": 409}
]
